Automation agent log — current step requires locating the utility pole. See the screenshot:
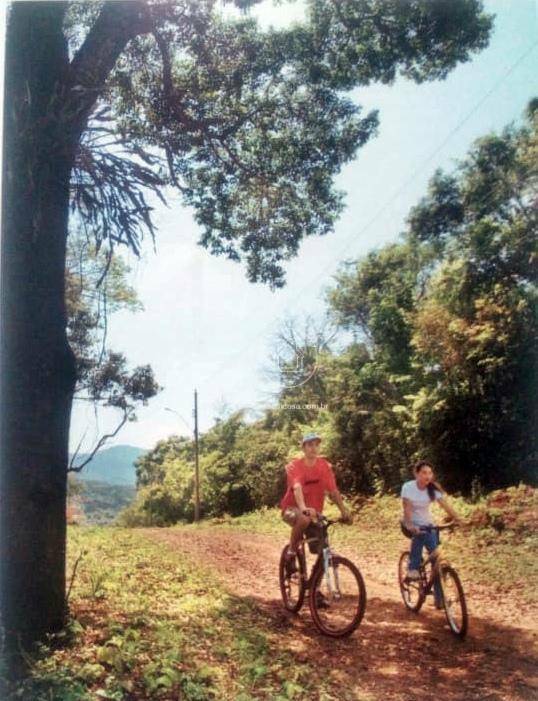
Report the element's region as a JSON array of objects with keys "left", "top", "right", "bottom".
[
  {"left": 193, "top": 388, "right": 200, "bottom": 522},
  {"left": 165, "top": 400, "right": 201, "bottom": 523}
]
